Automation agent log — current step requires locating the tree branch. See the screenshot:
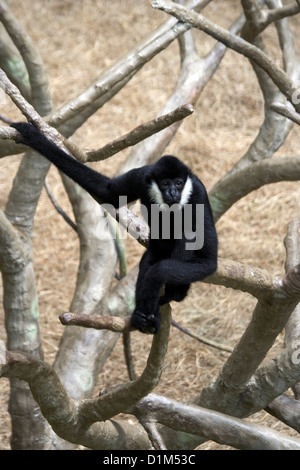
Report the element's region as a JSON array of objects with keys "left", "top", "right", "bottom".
[
  {"left": 59, "top": 312, "right": 133, "bottom": 332},
  {"left": 47, "top": 0, "right": 209, "bottom": 129},
  {"left": 195, "top": 261, "right": 300, "bottom": 416},
  {"left": 244, "top": 338, "right": 300, "bottom": 417},
  {"left": 119, "top": 9, "right": 245, "bottom": 174},
  {"left": 264, "top": 2, "right": 300, "bottom": 27},
  {"left": 3, "top": 338, "right": 300, "bottom": 450},
  {"left": 0, "top": 208, "right": 26, "bottom": 272},
  {"left": 209, "top": 155, "right": 300, "bottom": 221},
  {"left": 270, "top": 101, "right": 300, "bottom": 126},
  {"left": 152, "top": 0, "right": 300, "bottom": 112},
  {"left": 206, "top": 257, "right": 275, "bottom": 299},
  {"left": 70, "top": 304, "right": 172, "bottom": 424},
  {"left": 0, "top": 0, "right": 51, "bottom": 113},
  {"left": 85, "top": 104, "right": 194, "bottom": 162},
  {"left": 132, "top": 393, "right": 300, "bottom": 450},
  {"left": 0, "top": 342, "right": 151, "bottom": 449}
]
